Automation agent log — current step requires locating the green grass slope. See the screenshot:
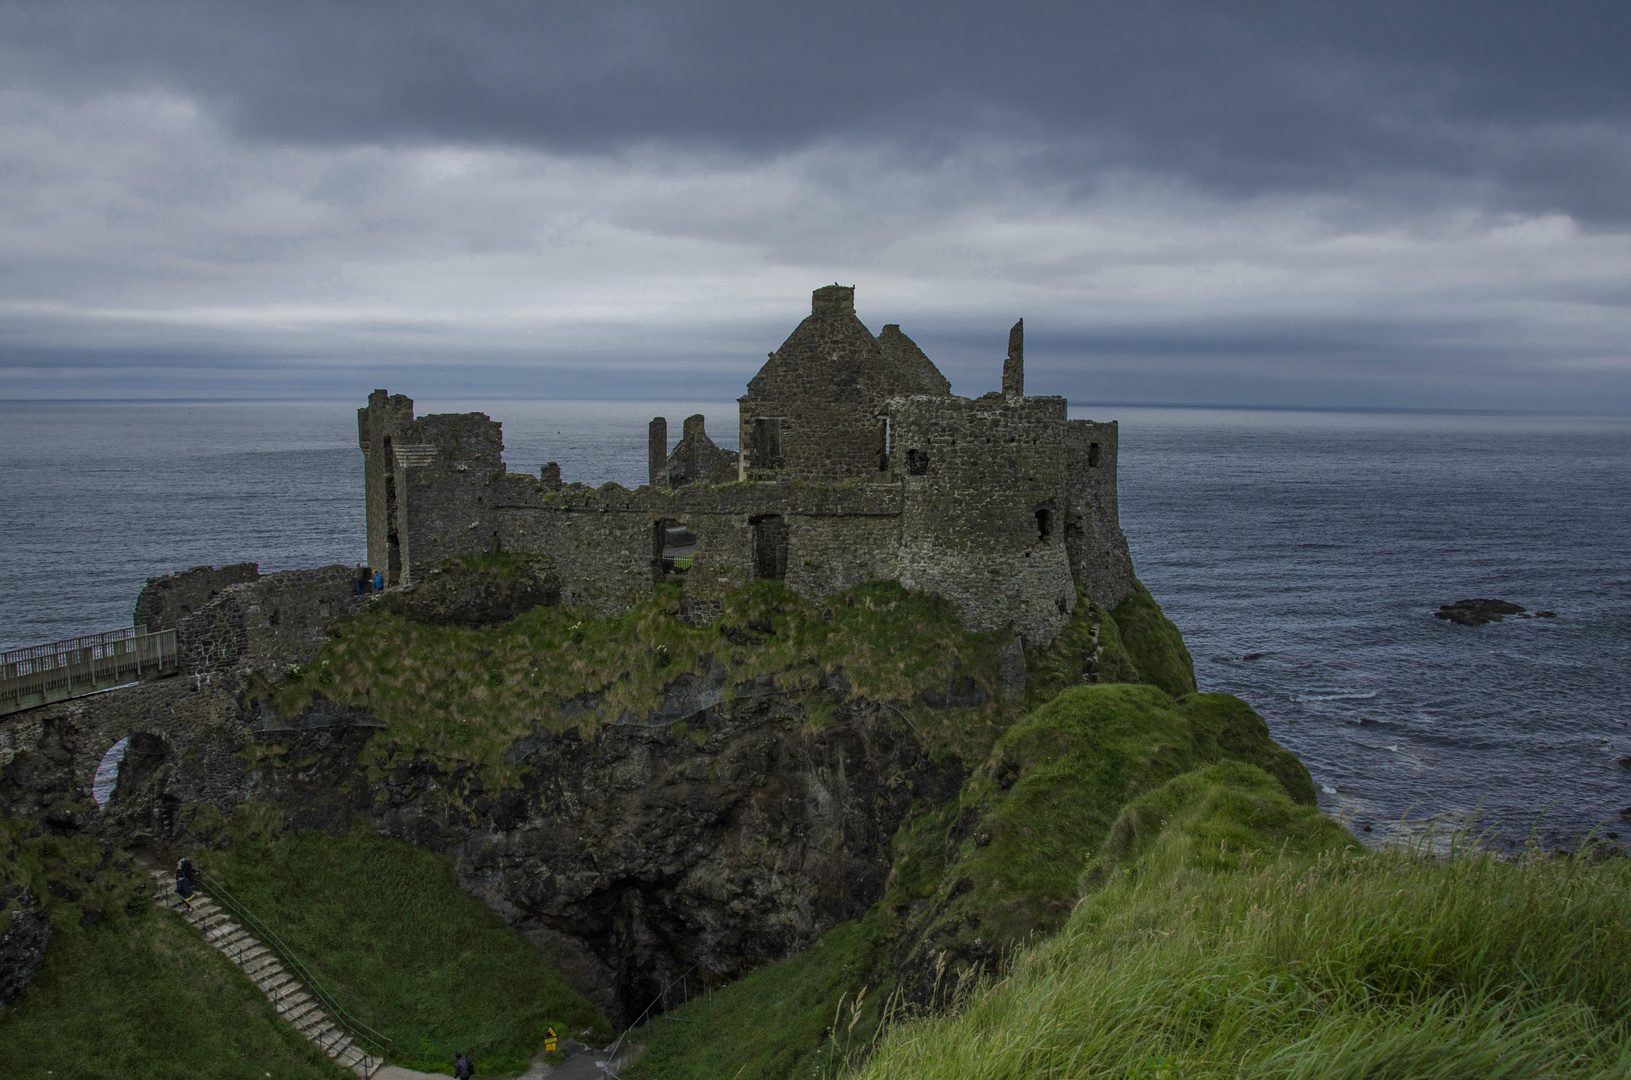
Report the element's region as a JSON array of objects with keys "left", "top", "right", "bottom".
[
  {"left": 625, "top": 915, "right": 893, "bottom": 1080},
  {"left": 0, "top": 820, "right": 348, "bottom": 1080},
  {"left": 857, "top": 833, "right": 1631, "bottom": 1080},
  {"left": 200, "top": 817, "right": 610, "bottom": 1076},
  {"left": 885, "top": 685, "right": 1317, "bottom": 974},
  {"left": 625, "top": 689, "right": 1322, "bottom": 1080}
]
